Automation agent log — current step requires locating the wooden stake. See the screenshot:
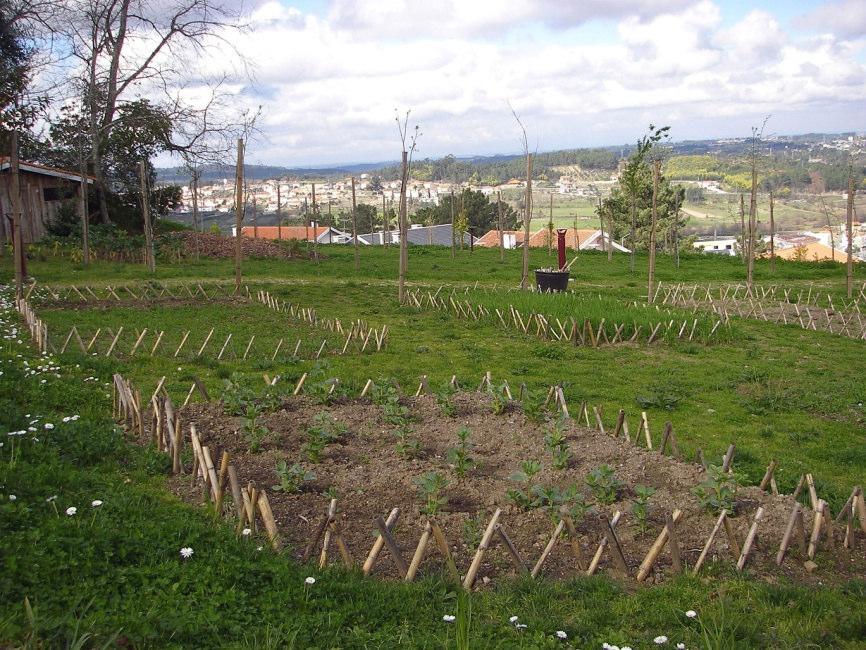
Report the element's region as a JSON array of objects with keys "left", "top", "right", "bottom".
[
  {"left": 776, "top": 503, "right": 801, "bottom": 566},
  {"left": 531, "top": 519, "right": 565, "bottom": 578},
  {"left": 636, "top": 509, "right": 683, "bottom": 581},
  {"left": 376, "top": 515, "right": 409, "bottom": 576},
  {"left": 694, "top": 510, "right": 727, "bottom": 574},
  {"left": 495, "top": 524, "right": 529, "bottom": 575},
  {"left": 405, "top": 522, "right": 432, "bottom": 581},
  {"left": 736, "top": 507, "right": 764, "bottom": 570},
  {"left": 463, "top": 508, "right": 501, "bottom": 589},
  {"left": 257, "top": 490, "right": 281, "bottom": 550}
]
